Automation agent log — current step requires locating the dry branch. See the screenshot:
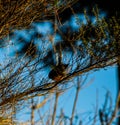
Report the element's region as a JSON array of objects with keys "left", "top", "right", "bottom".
[{"left": 0, "top": 0, "right": 78, "bottom": 39}]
